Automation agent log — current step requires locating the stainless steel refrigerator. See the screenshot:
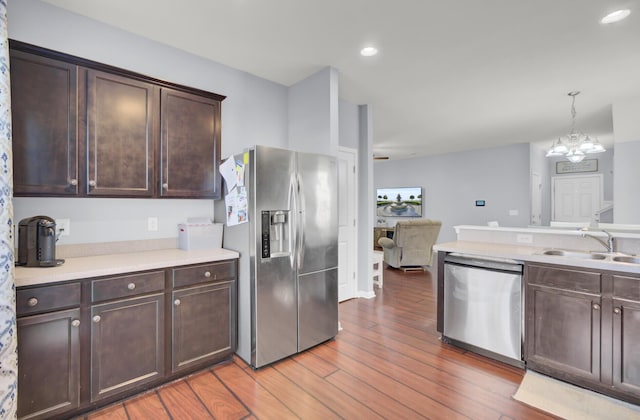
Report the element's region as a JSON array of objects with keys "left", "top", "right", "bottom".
[{"left": 220, "top": 145, "right": 339, "bottom": 368}]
